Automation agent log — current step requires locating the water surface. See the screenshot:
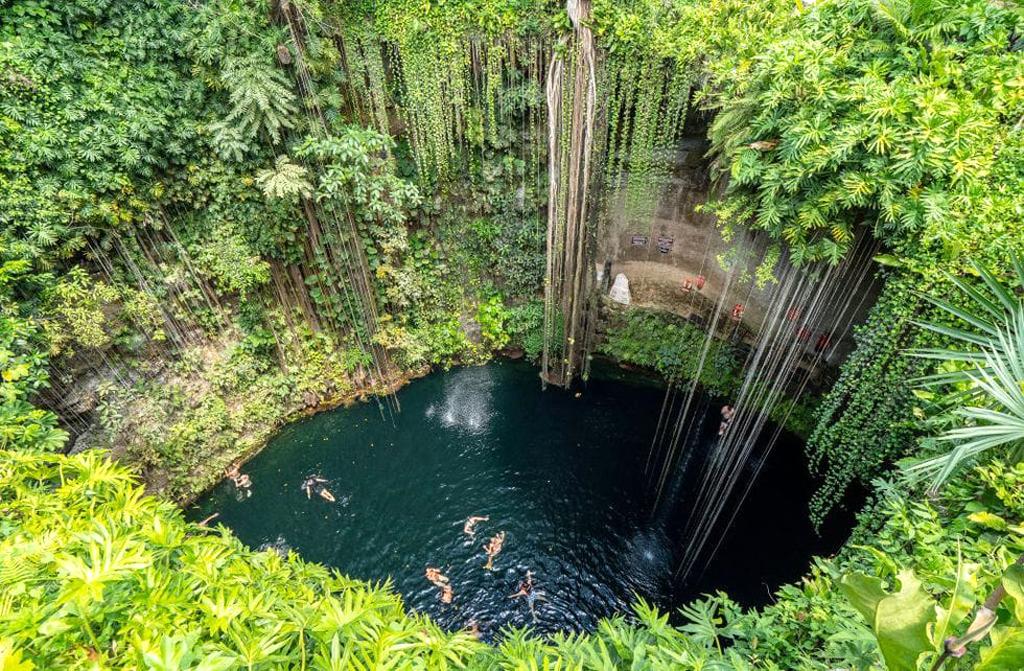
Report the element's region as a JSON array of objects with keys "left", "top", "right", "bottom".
[{"left": 188, "top": 360, "right": 849, "bottom": 637}]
